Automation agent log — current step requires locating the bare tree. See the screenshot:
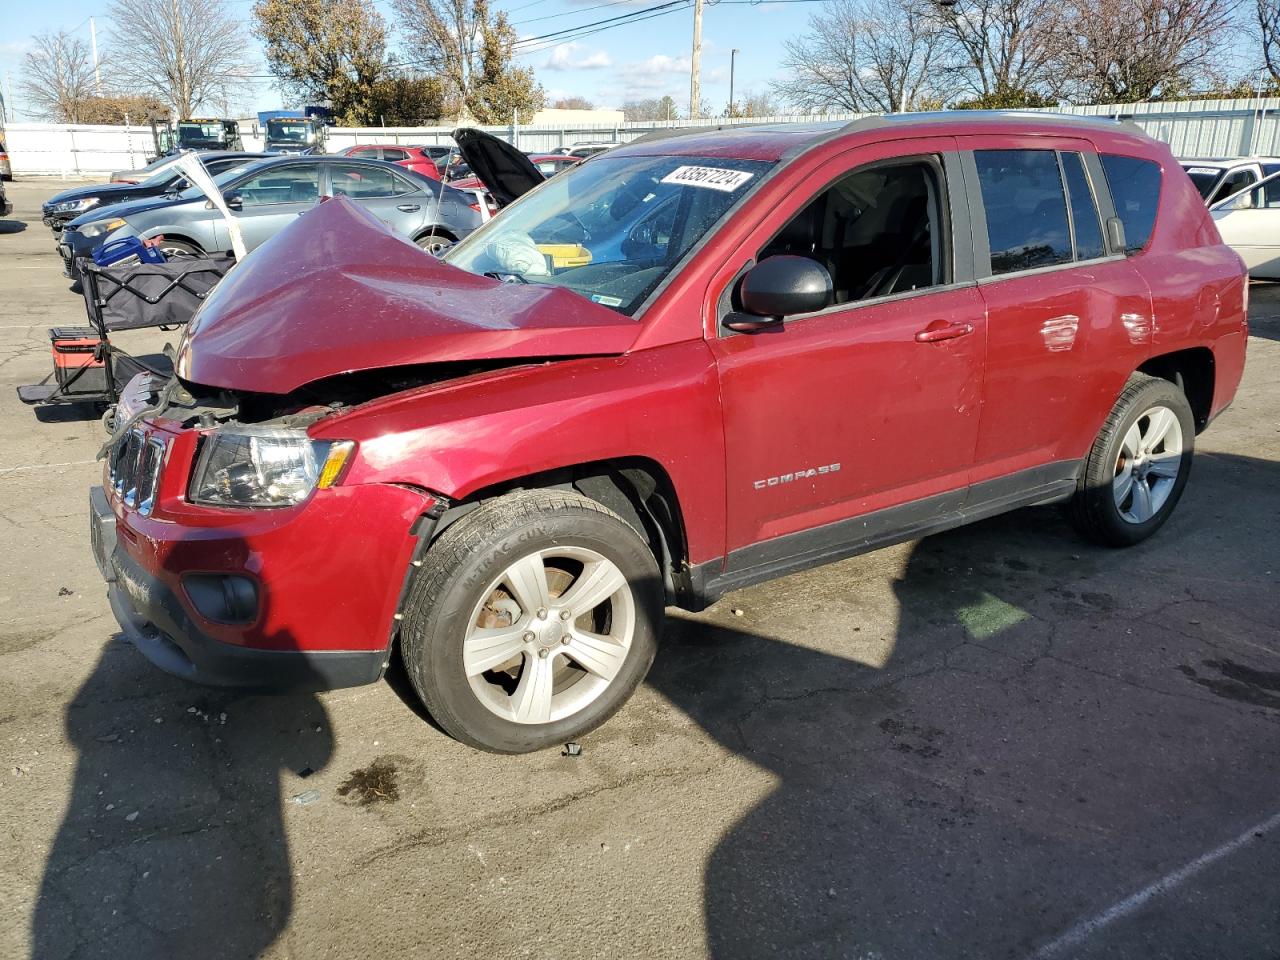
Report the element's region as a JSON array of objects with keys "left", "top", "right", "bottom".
[
  {"left": 106, "top": 0, "right": 253, "bottom": 119},
  {"left": 1261, "top": 0, "right": 1280, "bottom": 86},
  {"left": 622, "top": 96, "right": 680, "bottom": 121},
  {"left": 1055, "top": 0, "right": 1237, "bottom": 101},
  {"left": 552, "top": 96, "right": 595, "bottom": 110},
  {"left": 20, "top": 31, "right": 98, "bottom": 122},
  {"left": 928, "top": 0, "right": 1065, "bottom": 105},
  {"left": 773, "top": 0, "right": 951, "bottom": 113},
  {"left": 393, "top": 0, "right": 543, "bottom": 120}
]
